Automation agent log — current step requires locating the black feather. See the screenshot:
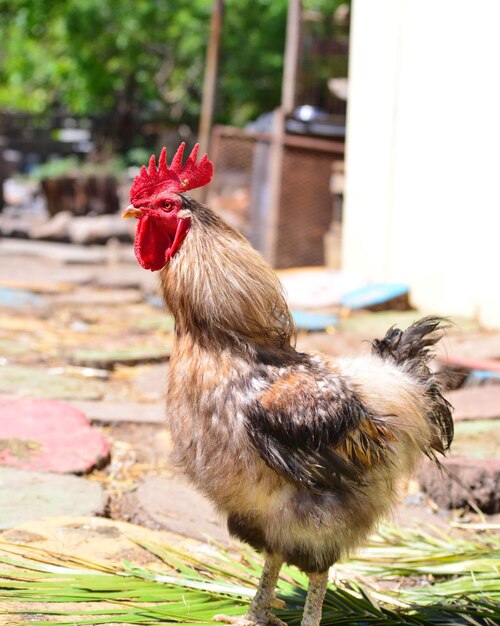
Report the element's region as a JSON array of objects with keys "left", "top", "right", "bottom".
[{"left": 371, "top": 316, "right": 454, "bottom": 453}]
